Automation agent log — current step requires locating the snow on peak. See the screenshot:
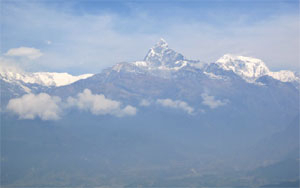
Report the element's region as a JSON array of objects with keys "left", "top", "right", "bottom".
[
  {"left": 216, "top": 54, "right": 270, "bottom": 81},
  {"left": 0, "top": 66, "right": 93, "bottom": 87},
  {"left": 143, "top": 38, "right": 185, "bottom": 69},
  {"left": 112, "top": 39, "right": 202, "bottom": 75},
  {"left": 155, "top": 38, "right": 168, "bottom": 48},
  {"left": 32, "top": 72, "right": 94, "bottom": 87},
  {"left": 133, "top": 61, "right": 148, "bottom": 67},
  {"left": 216, "top": 54, "right": 299, "bottom": 83},
  {"left": 267, "top": 70, "right": 299, "bottom": 83}
]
